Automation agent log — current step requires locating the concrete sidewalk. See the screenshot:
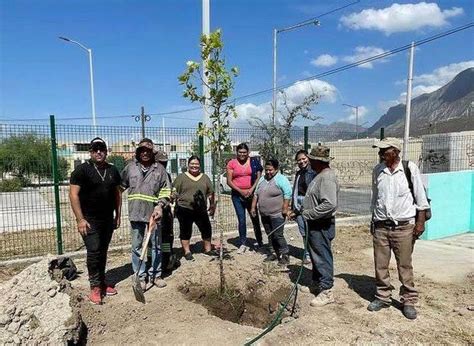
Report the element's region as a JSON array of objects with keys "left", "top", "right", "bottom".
[{"left": 364, "top": 233, "right": 474, "bottom": 283}]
